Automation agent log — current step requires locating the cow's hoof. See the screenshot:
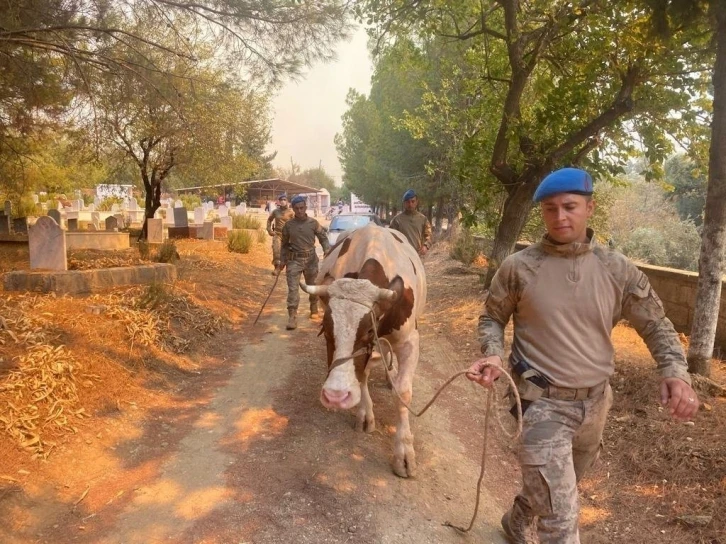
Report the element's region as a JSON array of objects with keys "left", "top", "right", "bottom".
[
  {"left": 355, "top": 416, "right": 375, "bottom": 433},
  {"left": 392, "top": 455, "right": 417, "bottom": 478}
]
